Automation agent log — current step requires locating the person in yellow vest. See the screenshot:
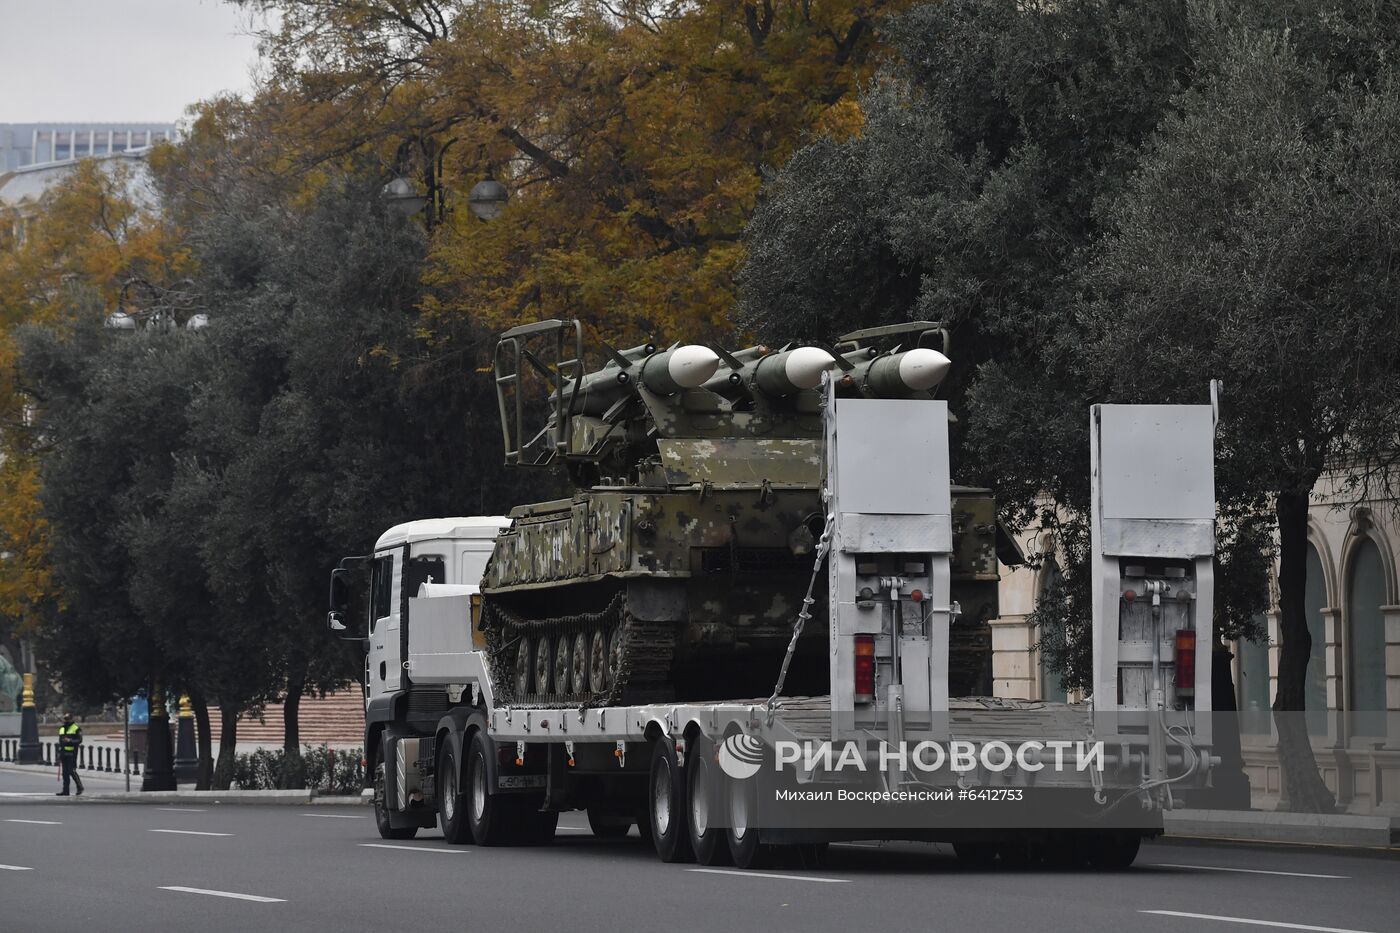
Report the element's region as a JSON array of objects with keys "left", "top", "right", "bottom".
[{"left": 56, "top": 712, "right": 84, "bottom": 796}]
